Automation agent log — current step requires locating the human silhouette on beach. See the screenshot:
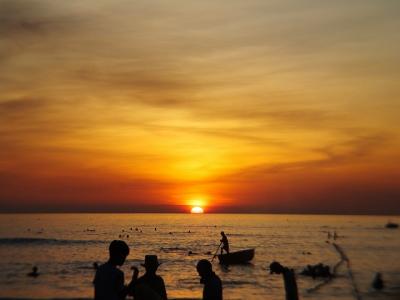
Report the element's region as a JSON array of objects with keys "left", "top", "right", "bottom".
[
  {"left": 196, "top": 259, "right": 223, "bottom": 300},
  {"left": 134, "top": 255, "right": 167, "bottom": 300},
  {"left": 220, "top": 232, "right": 229, "bottom": 255},
  {"left": 269, "top": 261, "right": 298, "bottom": 300},
  {"left": 94, "top": 240, "right": 137, "bottom": 300}
]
